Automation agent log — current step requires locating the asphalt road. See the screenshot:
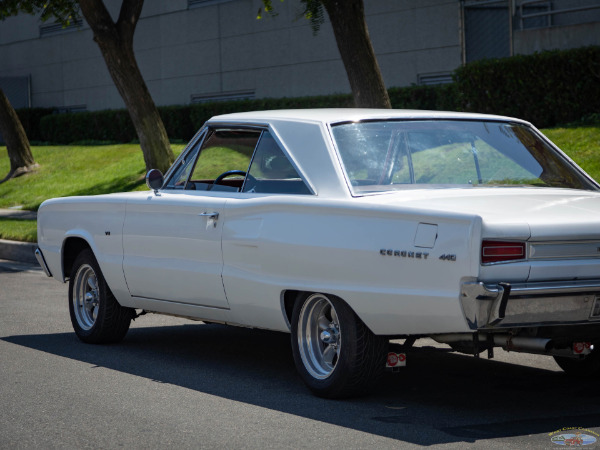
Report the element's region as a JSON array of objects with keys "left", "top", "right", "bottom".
[{"left": 2, "top": 259, "right": 600, "bottom": 449}]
